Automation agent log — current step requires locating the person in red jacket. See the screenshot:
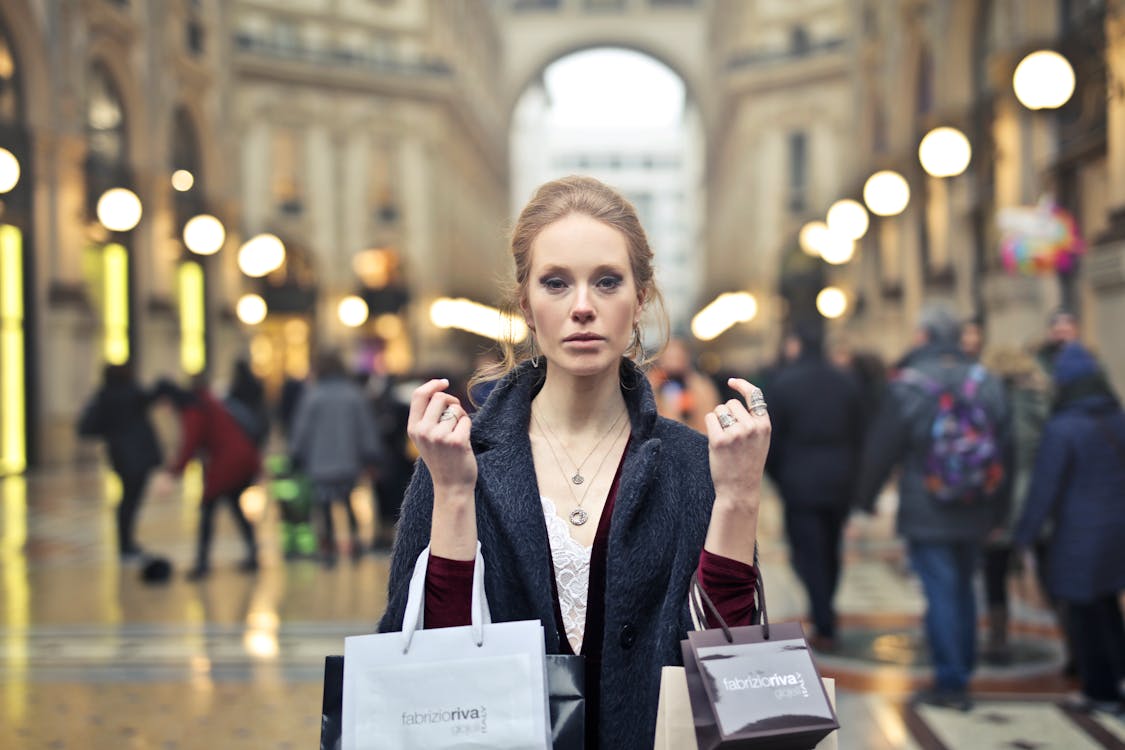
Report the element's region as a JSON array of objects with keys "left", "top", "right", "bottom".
[{"left": 157, "top": 375, "right": 261, "bottom": 580}]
